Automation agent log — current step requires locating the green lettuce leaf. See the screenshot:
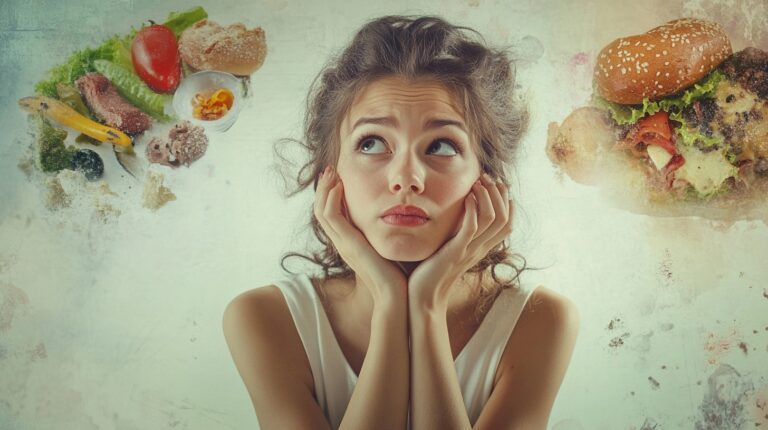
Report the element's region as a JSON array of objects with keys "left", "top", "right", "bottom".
[
  {"left": 593, "top": 70, "right": 725, "bottom": 126},
  {"left": 668, "top": 111, "right": 723, "bottom": 148},
  {"left": 163, "top": 6, "right": 208, "bottom": 37},
  {"left": 34, "top": 7, "right": 207, "bottom": 98}
]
